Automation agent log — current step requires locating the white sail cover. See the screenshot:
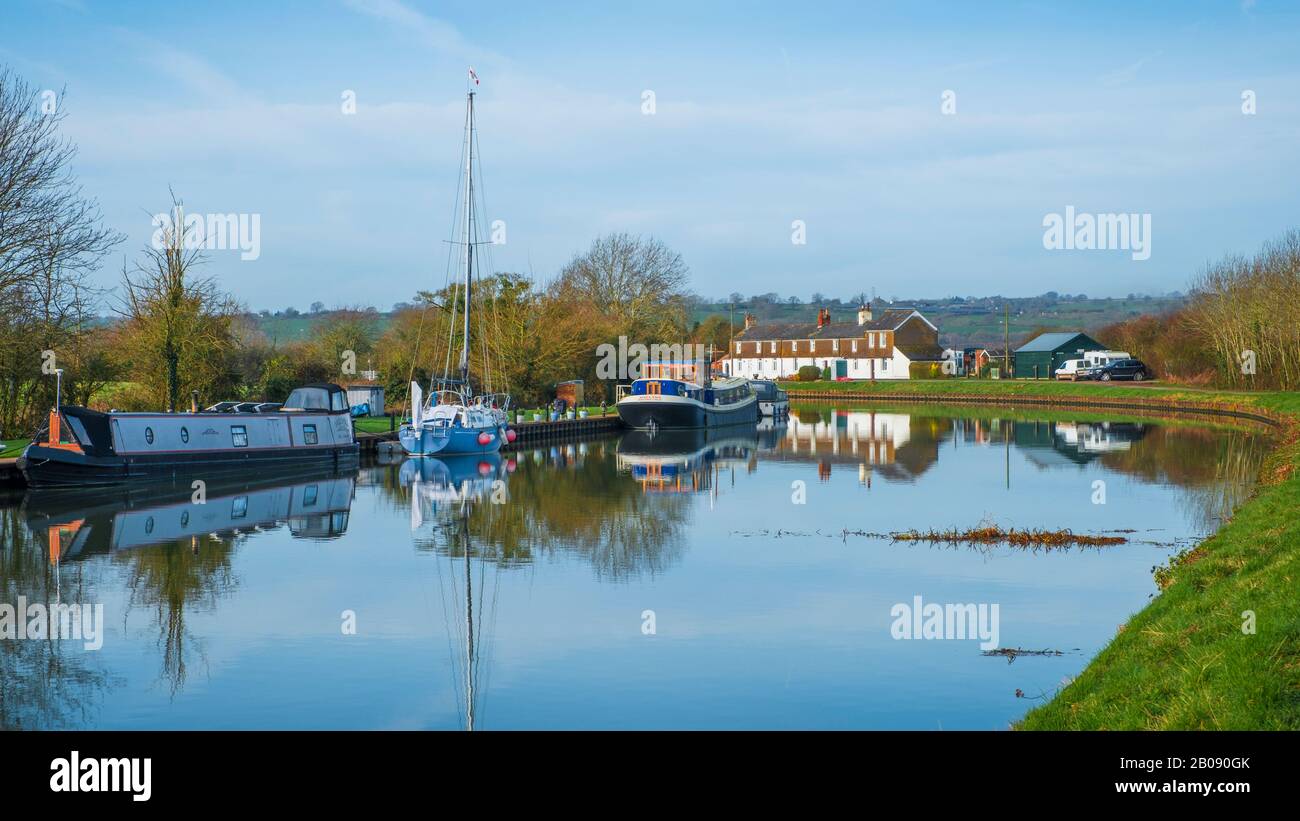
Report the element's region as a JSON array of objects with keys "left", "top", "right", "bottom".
[{"left": 411, "top": 381, "right": 424, "bottom": 428}]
